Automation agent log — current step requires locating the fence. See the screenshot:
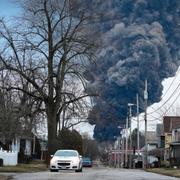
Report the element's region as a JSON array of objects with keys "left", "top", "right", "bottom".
[{"left": 0, "top": 148, "right": 18, "bottom": 166}]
